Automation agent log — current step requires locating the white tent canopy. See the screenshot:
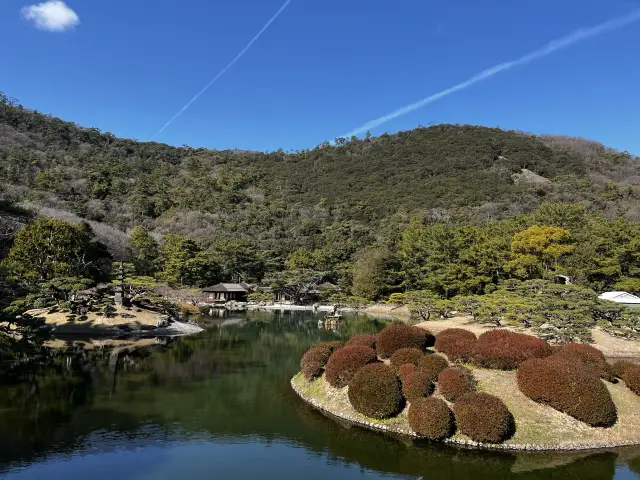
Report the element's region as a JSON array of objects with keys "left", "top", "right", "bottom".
[{"left": 598, "top": 291, "right": 640, "bottom": 304}]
